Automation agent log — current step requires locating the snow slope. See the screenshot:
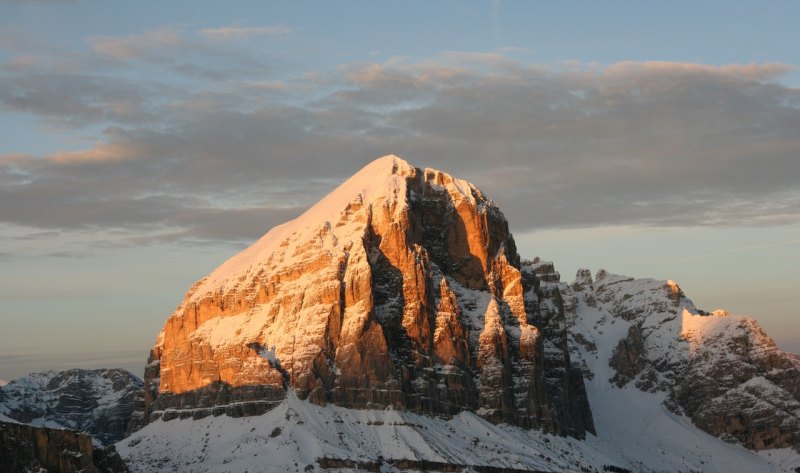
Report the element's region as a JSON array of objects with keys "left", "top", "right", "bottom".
[{"left": 119, "top": 388, "right": 793, "bottom": 473}]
